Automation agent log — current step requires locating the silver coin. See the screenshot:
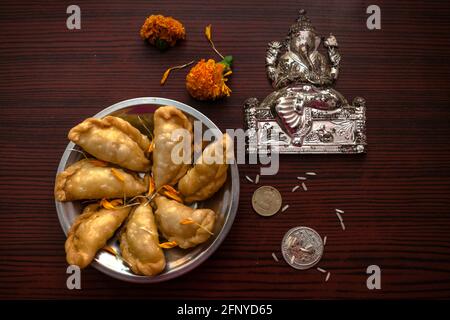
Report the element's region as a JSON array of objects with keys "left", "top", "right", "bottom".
[
  {"left": 252, "top": 186, "right": 282, "bottom": 216},
  {"left": 281, "top": 227, "right": 323, "bottom": 270}
]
